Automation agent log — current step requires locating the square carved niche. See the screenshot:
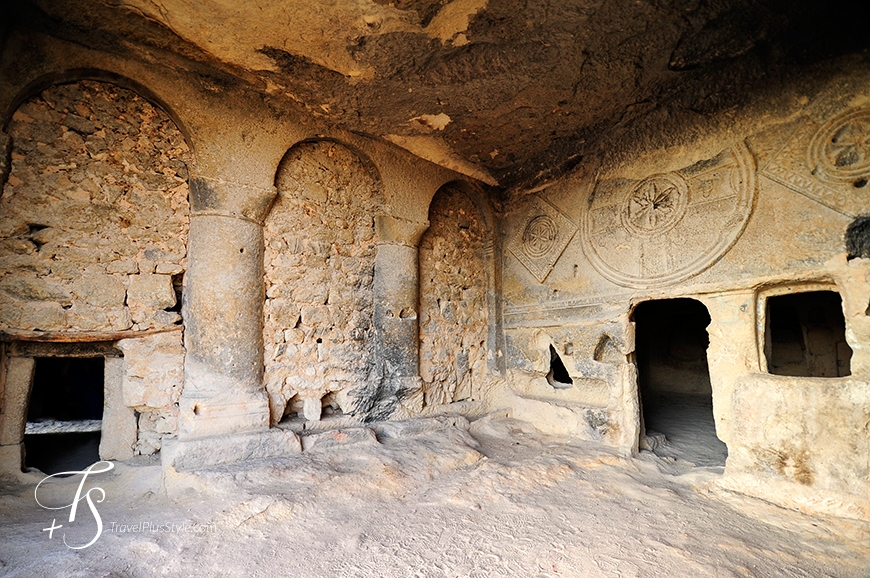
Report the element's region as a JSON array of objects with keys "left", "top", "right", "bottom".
[{"left": 758, "top": 284, "right": 852, "bottom": 378}]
